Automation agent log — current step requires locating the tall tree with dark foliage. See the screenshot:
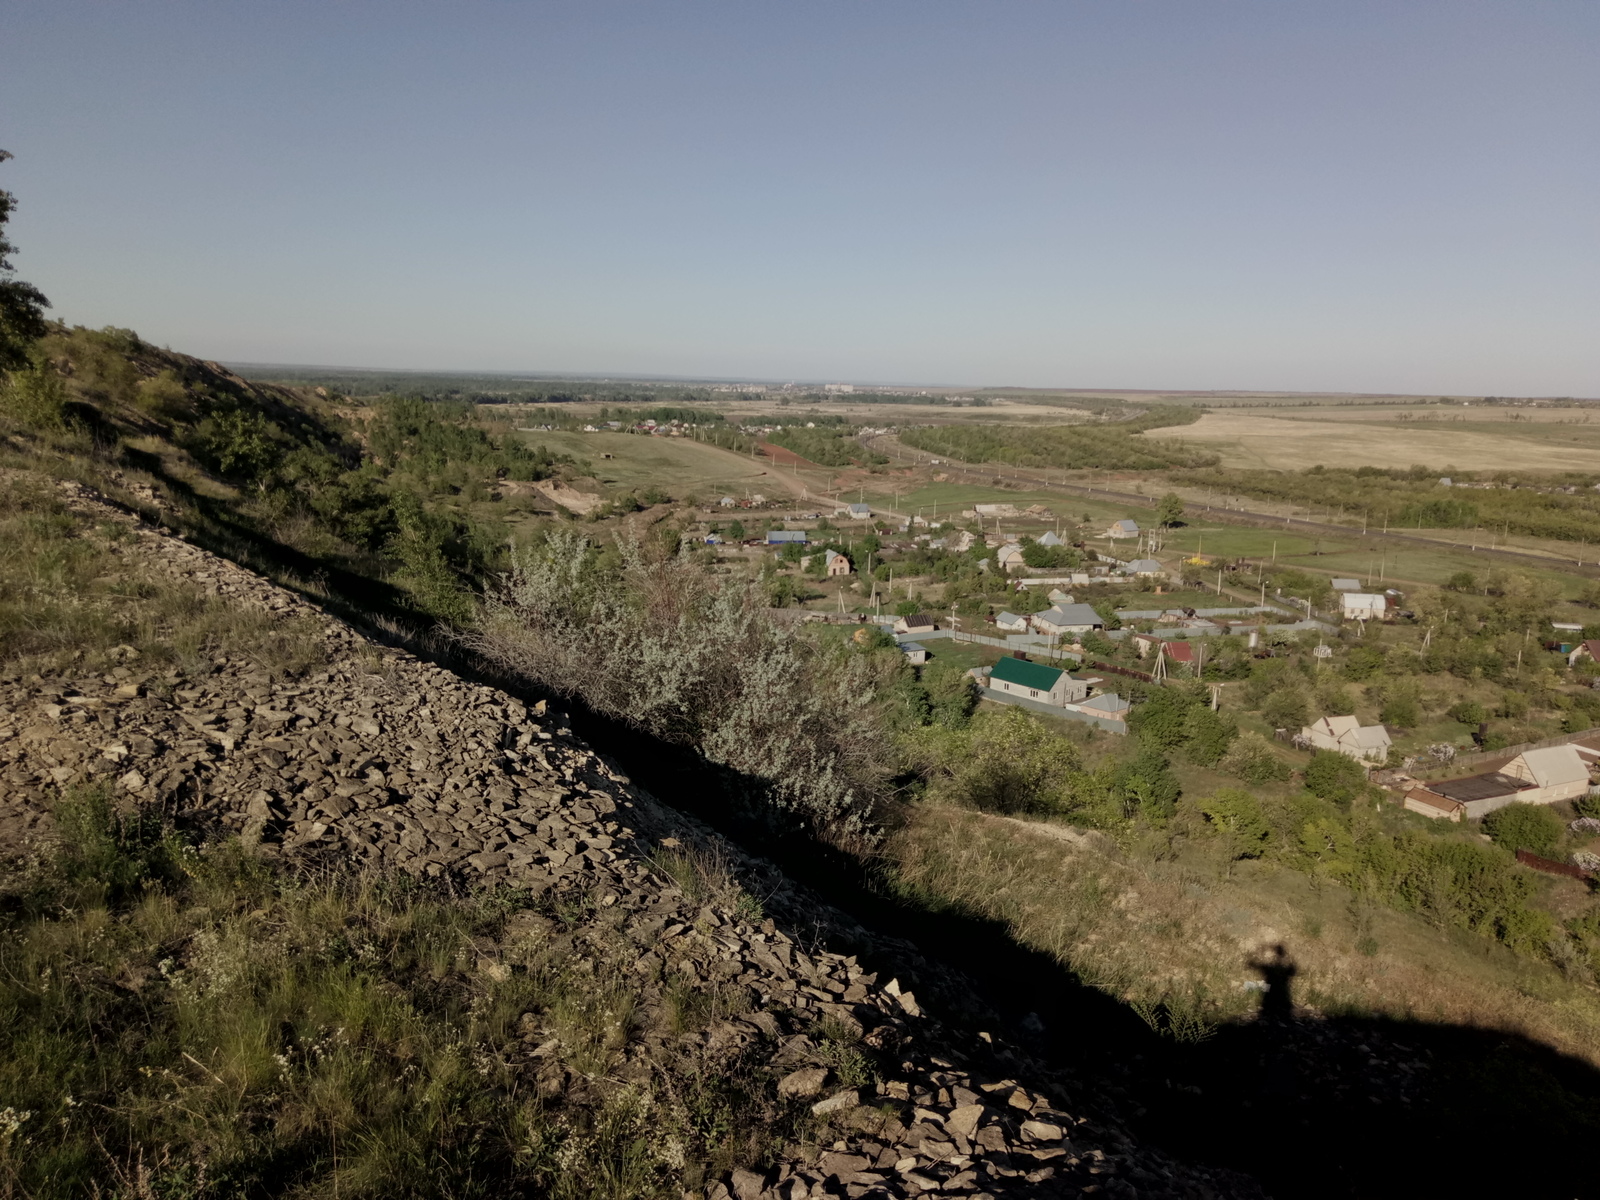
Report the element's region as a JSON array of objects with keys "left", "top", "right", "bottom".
[{"left": 0, "top": 150, "right": 50, "bottom": 372}]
